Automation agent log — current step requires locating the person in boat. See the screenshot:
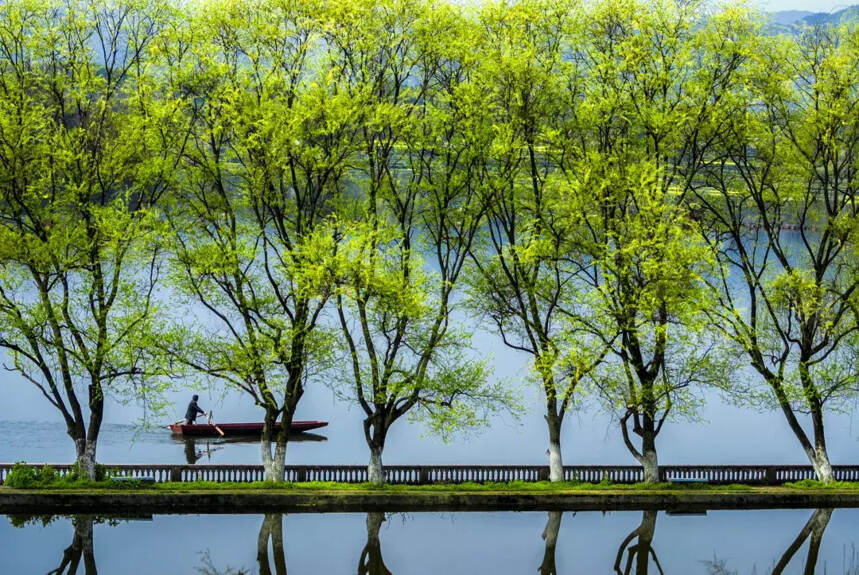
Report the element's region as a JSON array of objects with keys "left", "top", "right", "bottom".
[{"left": 183, "top": 394, "right": 208, "bottom": 425}]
